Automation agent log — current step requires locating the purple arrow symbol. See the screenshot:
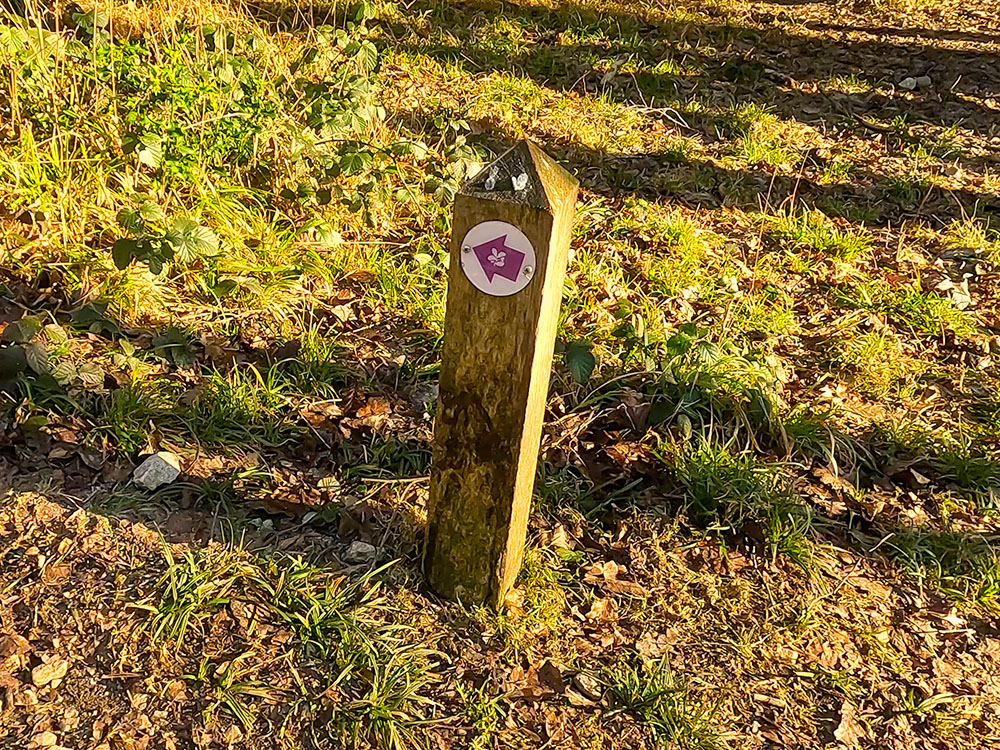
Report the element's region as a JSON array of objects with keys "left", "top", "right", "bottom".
[{"left": 472, "top": 235, "right": 526, "bottom": 283}]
